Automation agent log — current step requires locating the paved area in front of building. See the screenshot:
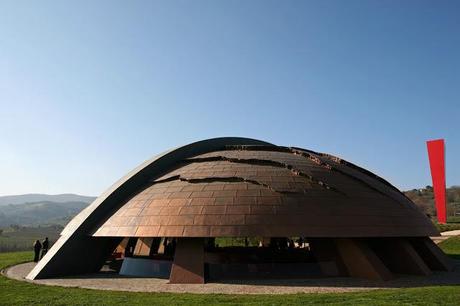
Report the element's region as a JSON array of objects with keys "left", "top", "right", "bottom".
[
  {"left": 441, "top": 230, "right": 460, "bottom": 237},
  {"left": 3, "top": 261, "right": 460, "bottom": 295},
  {"left": 431, "top": 231, "right": 460, "bottom": 243}
]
